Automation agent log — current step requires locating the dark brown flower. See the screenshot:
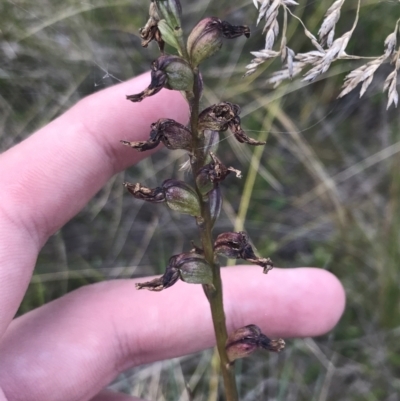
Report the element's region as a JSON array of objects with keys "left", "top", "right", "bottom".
[
  {"left": 127, "top": 55, "right": 193, "bottom": 102},
  {"left": 220, "top": 20, "right": 251, "bottom": 39},
  {"left": 126, "top": 68, "right": 167, "bottom": 103},
  {"left": 124, "top": 179, "right": 201, "bottom": 217},
  {"left": 121, "top": 118, "right": 192, "bottom": 152},
  {"left": 214, "top": 231, "right": 273, "bottom": 273},
  {"left": 196, "top": 152, "right": 241, "bottom": 196},
  {"left": 136, "top": 250, "right": 212, "bottom": 291},
  {"left": 226, "top": 324, "right": 285, "bottom": 363},
  {"left": 123, "top": 182, "right": 165, "bottom": 202},
  {"left": 136, "top": 266, "right": 180, "bottom": 291},
  {"left": 198, "top": 102, "right": 266, "bottom": 146}
]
